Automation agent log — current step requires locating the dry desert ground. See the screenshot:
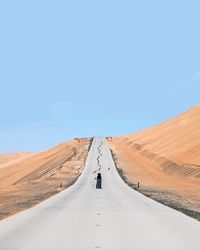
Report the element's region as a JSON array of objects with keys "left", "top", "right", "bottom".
[
  {"left": 0, "top": 138, "right": 92, "bottom": 220},
  {"left": 109, "top": 105, "right": 200, "bottom": 220}
]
